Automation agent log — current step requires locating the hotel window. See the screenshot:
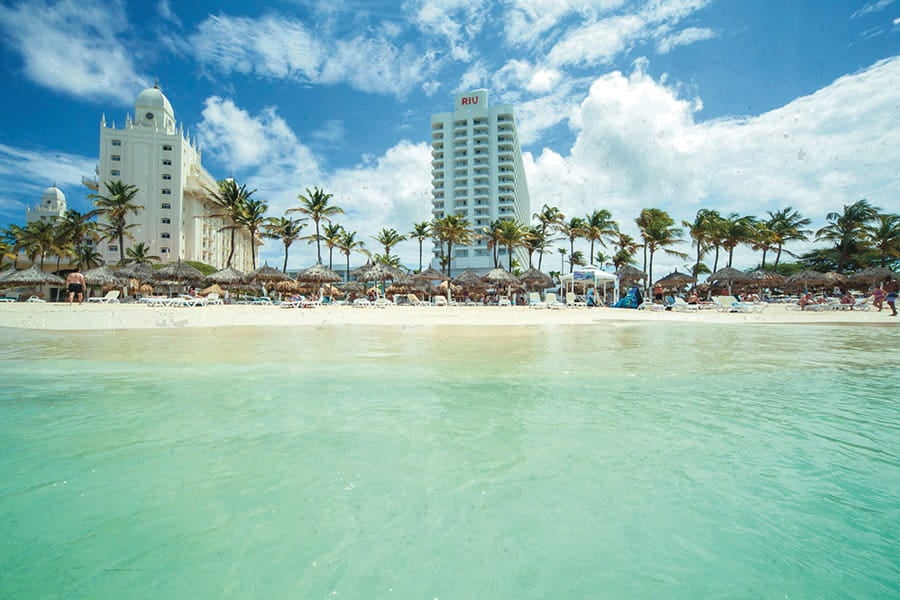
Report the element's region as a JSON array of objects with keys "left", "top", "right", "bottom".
[
  {"left": 161, "top": 189, "right": 172, "bottom": 195},
  {"left": 161, "top": 218, "right": 171, "bottom": 224},
  {"left": 111, "top": 155, "right": 121, "bottom": 161},
  {"left": 162, "top": 174, "right": 172, "bottom": 180},
  {"left": 161, "top": 202, "right": 171, "bottom": 209},
  {"left": 108, "top": 245, "right": 118, "bottom": 252},
  {"left": 161, "top": 233, "right": 171, "bottom": 239},
  {"left": 162, "top": 159, "right": 172, "bottom": 166},
  {"left": 161, "top": 247, "right": 170, "bottom": 254},
  {"left": 110, "top": 170, "right": 120, "bottom": 176},
  {"left": 111, "top": 140, "right": 121, "bottom": 146},
  {"left": 162, "top": 145, "right": 172, "bottom": 151}
]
